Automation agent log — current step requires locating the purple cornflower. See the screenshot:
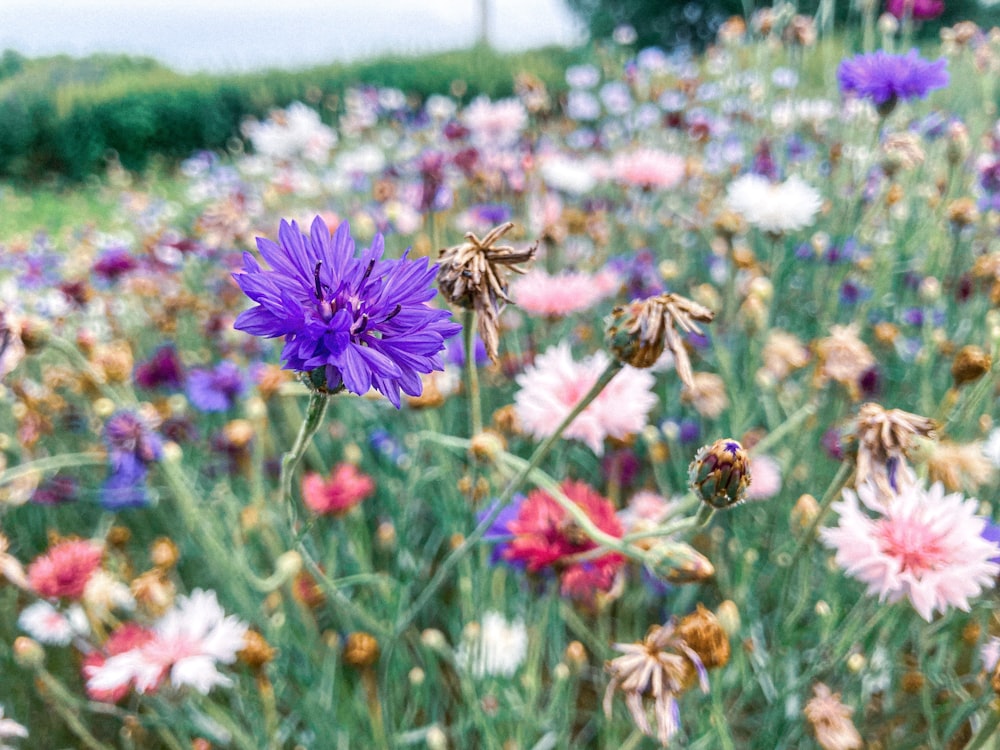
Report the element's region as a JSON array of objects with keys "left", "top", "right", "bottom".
[
  {"left": 837, "top": 49, "right": 948, "bottom": 114},
  {"left": 134, "top": 345, "right": 185, "bottom": 390},
  {"left": 92, "top": 247, "right": 138, "bottom": 281},
  {"left": 187, "top": 361, "right": 246, "bottom": 412},
  {"left": 101, "top": 411, "right": 163, "bottom": 510},
  {"left": 233, "top": 217, "right": 461, "bottom": 407}
]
